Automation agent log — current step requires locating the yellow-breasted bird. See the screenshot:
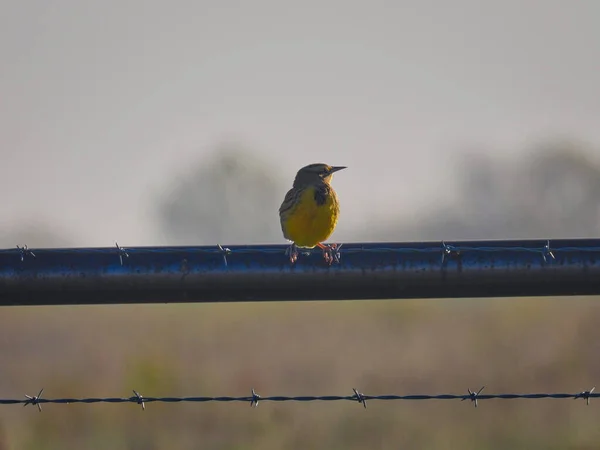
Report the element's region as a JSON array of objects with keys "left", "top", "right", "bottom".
[{"left": 279, "top": 163, "right": 346, "bottom": 264}]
